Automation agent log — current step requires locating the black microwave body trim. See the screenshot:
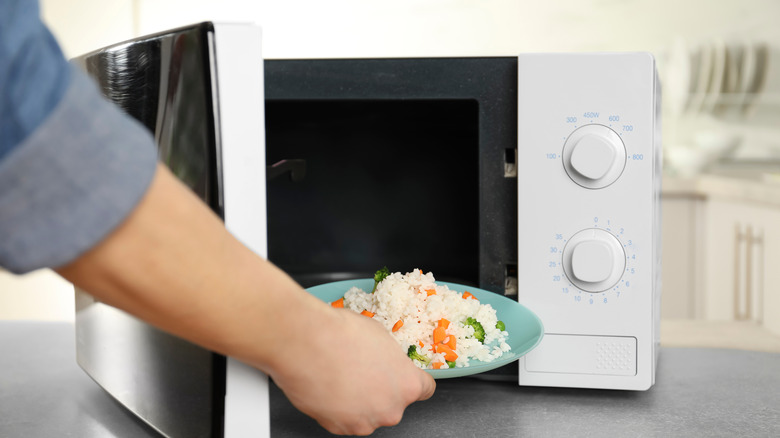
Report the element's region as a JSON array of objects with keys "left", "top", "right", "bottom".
[
  {"left": 264, "top": 57, "right": 519, "bottom": 294},
  {"left": 73, "top": 22, "right": 226, "bottom": 438}
]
